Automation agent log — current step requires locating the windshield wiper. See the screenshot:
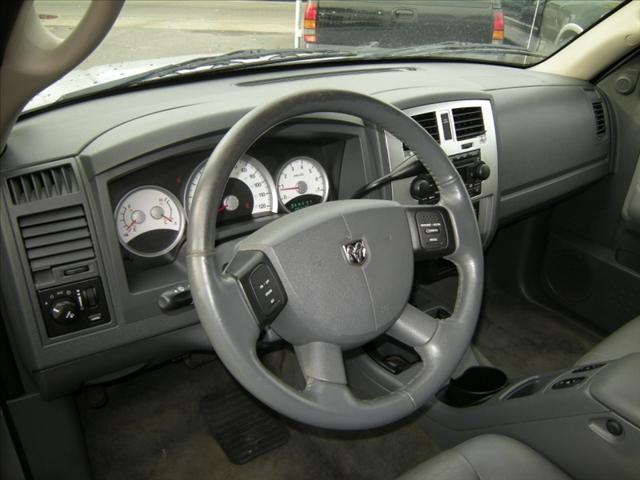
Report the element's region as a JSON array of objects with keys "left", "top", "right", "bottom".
[
  {"left": 377, "top": 42, "right": 547, "bottom": 60},
  {"left": 56, "top": 49, "right": 360, "bottom": 103}
]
